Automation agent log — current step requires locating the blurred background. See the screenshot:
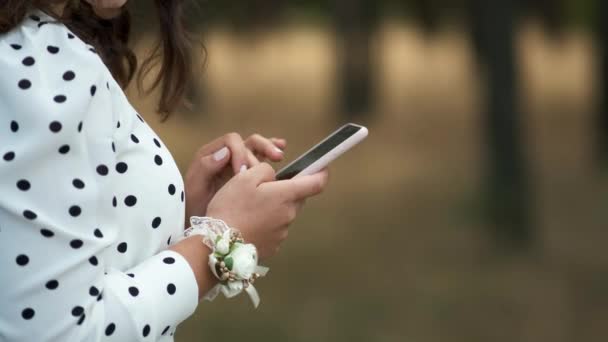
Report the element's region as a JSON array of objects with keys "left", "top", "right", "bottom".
[{"left": 126, "top": 1, "right": 607, "bottom": 341}]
